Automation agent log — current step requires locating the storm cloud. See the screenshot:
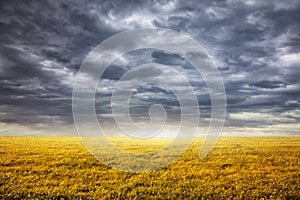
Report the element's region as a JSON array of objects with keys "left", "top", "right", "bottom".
[{"left": 0, "top": 0, "right": 299, "bottom": 136}]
